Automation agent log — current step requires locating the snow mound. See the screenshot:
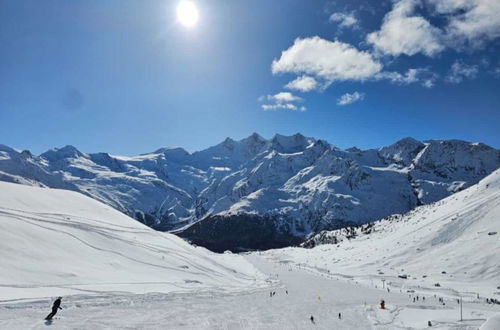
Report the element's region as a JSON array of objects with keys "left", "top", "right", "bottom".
[{"left": 0, "top": 182, "right": 266, "bottom": 301}]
